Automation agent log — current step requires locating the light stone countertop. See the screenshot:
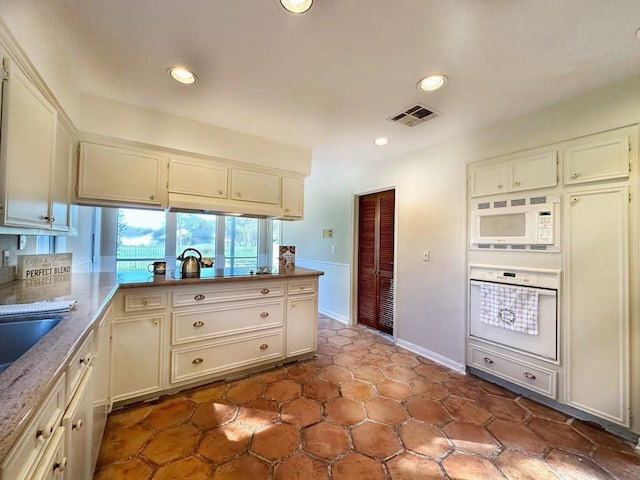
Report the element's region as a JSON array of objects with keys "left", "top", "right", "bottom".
[{"left": 0, "top": 267, "right": 323, "bottom": 464}]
